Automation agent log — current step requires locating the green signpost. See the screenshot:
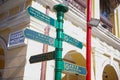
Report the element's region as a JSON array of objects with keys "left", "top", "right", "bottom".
[
  {"left": 53, "top": 4, "right": 69, "bottom": 80},
  {"left": 24, "top": 28, "right": 83, "bottom": 49},
  {"left": 27, "top": 6, "right": 83, "bottom": 49},
  {"left": 25, "top": 5, "right": 86, "bottom": 80},
  {"left": 63, "top": 61, "right": 86, "bottom": 75}
]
